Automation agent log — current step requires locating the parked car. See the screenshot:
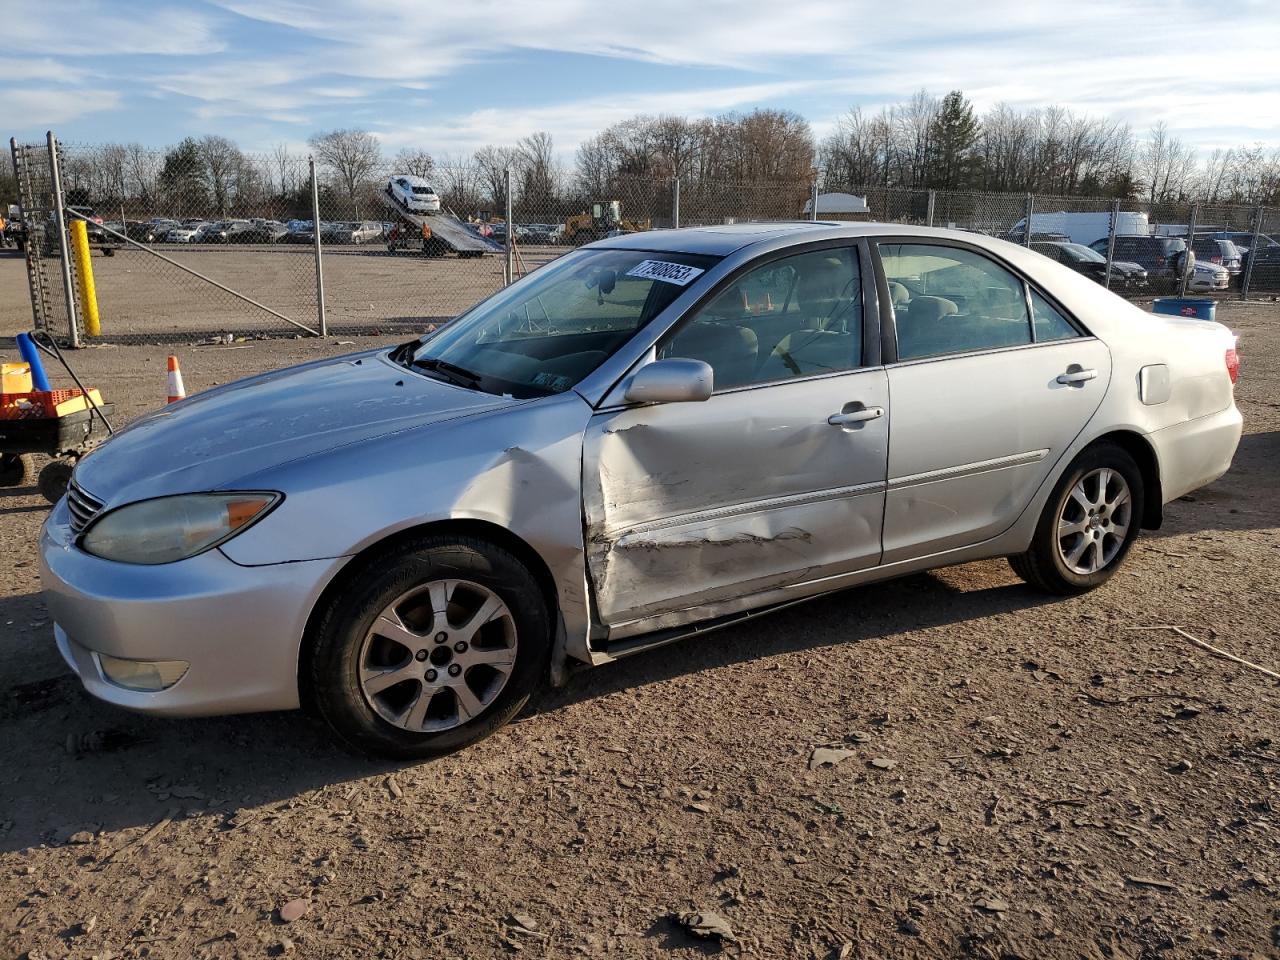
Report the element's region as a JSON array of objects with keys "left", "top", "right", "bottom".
[
  {"left": 1187, "top": 260, "right": 1230, "bottom": 292},
  {"left": 1088, "top": 235, "right": 1193, "bottom": 281},
  {"left": 328, "top": 220, "right": 384, "bottom": 244},
  {"left": 165, "top": 222, "right": 206, "bottom": 243},
  {"left": 1031, "top": 241, "right": 1147, "bottom": 286},
  {"left": 194, "top": 220, "right": 233, "bottom": 243},
  {"left": 520, "top": 223, "right": 555, "bottom": 244},
  {"left": 226, "top": 220, "right": 288, "bottom": 243},
  {"left": 41, "top": 224, "right": 1243, "bottom": 757},
  {"left": 1204, "top": 230, "right": 1279, "bottom": 255},
  {"left": 1239, "top": 243, "right": 1280, "bottom": 289},
  {"left": 1189, "top": 237, "right": 1243, "bottom": 275},
  {"left": 284, "top": 221, "right": 319, "bottom": 244},
  {"left": 386, "top": 175, "right": 441, "bottom": 214}
]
